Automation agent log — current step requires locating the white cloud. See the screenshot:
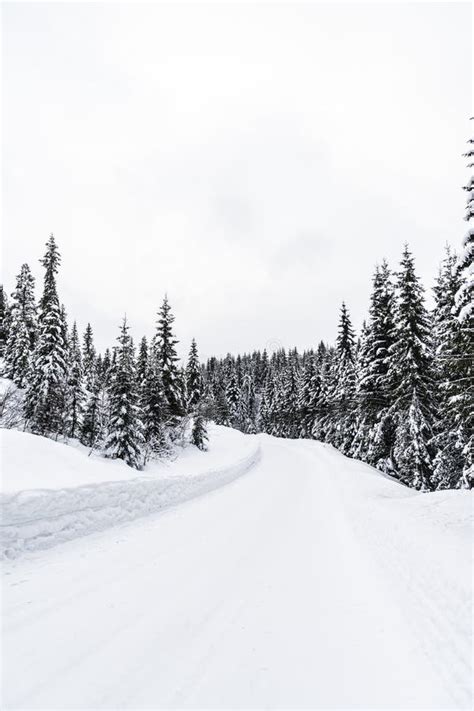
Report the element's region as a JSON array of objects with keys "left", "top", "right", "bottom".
[{"left": 2, "top": 2, "right": 471, "bottom": 358}]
